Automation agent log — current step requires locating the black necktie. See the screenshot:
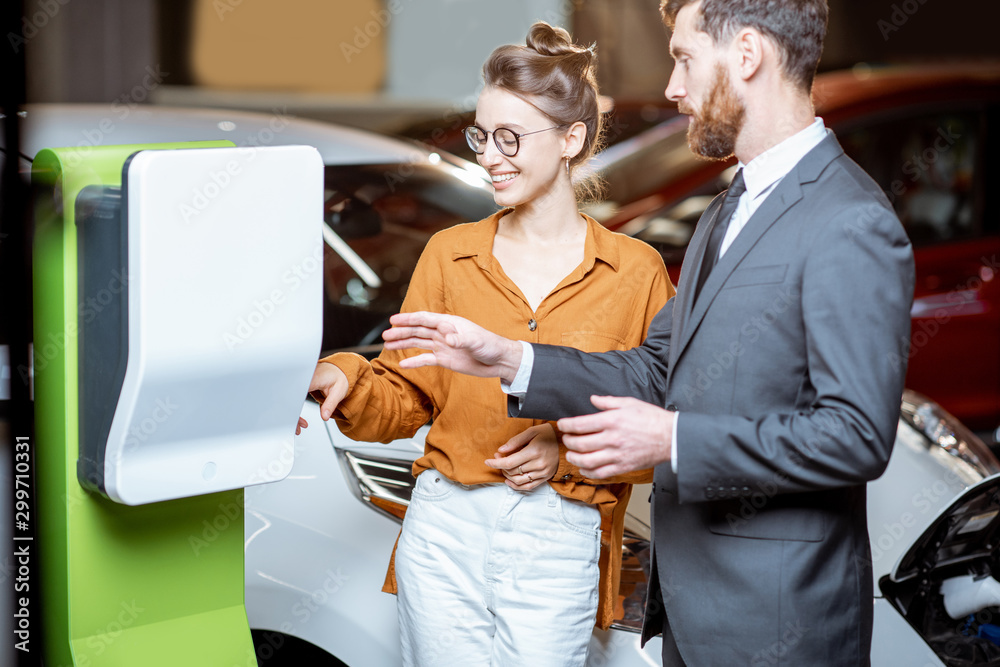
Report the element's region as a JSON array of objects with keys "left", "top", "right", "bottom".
[{"left": 694, "top": 169, "right": 746, "bottom": 301}]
